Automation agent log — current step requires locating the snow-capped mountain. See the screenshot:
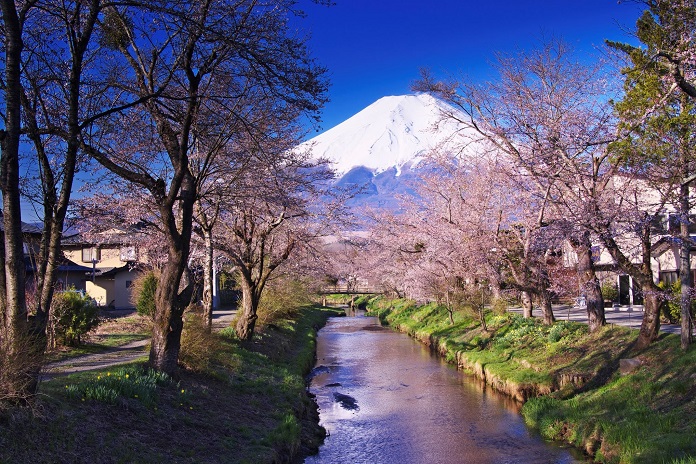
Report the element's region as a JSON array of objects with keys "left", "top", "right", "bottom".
[
  {"left": 300, "top": 93, "right": 467, "bottom": 176},
  {"left": 300, "top": 93, "right": 473, "bottom": 209}
]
